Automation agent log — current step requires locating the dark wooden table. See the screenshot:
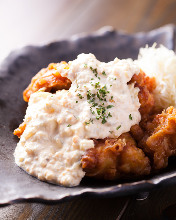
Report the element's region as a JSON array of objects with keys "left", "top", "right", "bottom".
[{"left": 1, "top": 0, "right": 176, "bottom": 219}]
